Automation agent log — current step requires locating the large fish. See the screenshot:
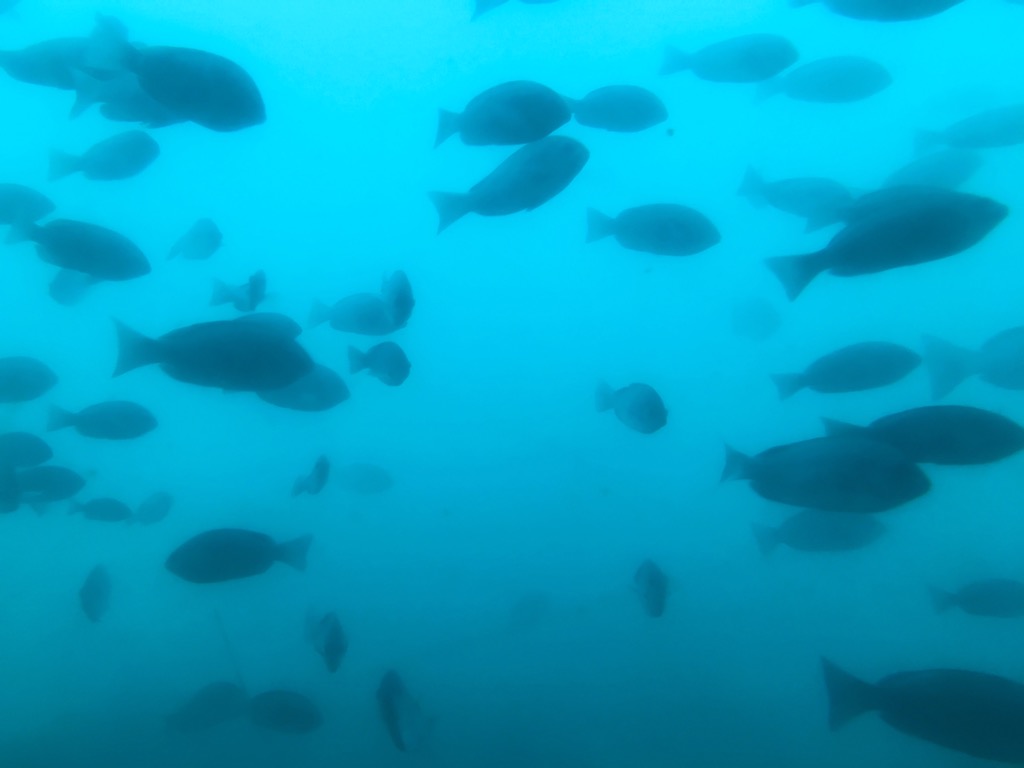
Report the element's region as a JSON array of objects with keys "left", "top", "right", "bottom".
[
  {"left": 8, "top": 219, "right": 150, "bottom": 281},
  {"left": 923, "top": 328, "right": 1024, "bottom": 398},
  {"left": 436, "top": 81, "right": 569, "bottom": 147},
  {"left": 661, "top": 34, "right": 798, "bottom": 82},
  {"left": 771, "top": 342, "right": 921, "bottom": 399},
  {"left": 165, "top": 528, "right": 312, "bottom": 583}
]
